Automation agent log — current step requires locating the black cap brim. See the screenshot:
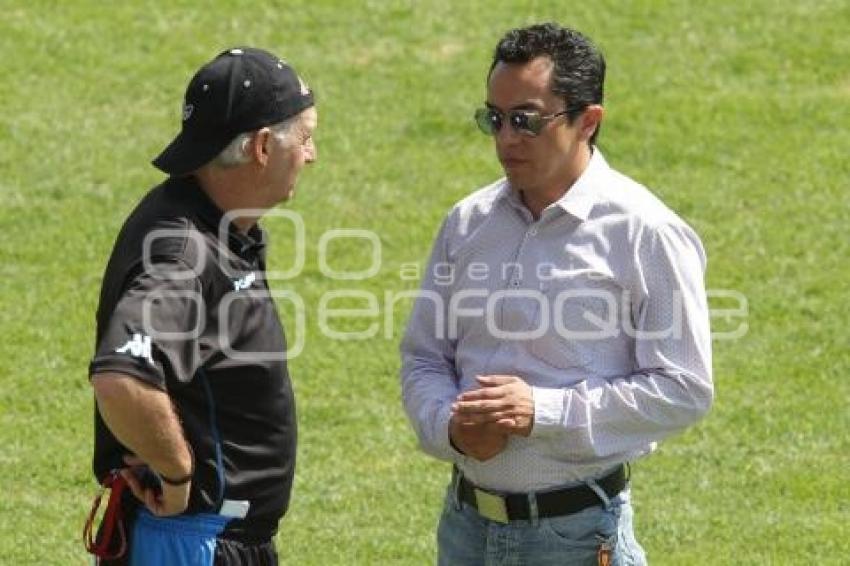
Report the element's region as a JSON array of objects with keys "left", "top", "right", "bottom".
[
  {"left": 152, "top": 129, "right": 234, "bottom": 177},
  {"left": 153, "top": 46, "right": 316, "bottom": 177}
]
